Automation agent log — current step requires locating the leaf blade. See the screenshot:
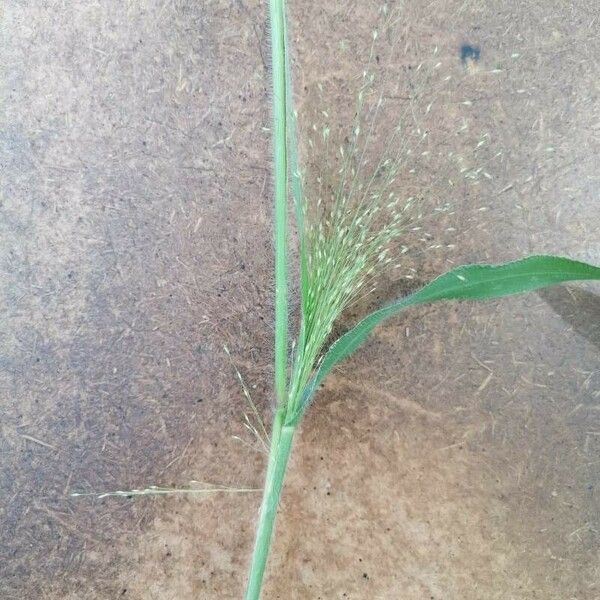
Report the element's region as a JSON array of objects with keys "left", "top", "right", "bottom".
[{"left": 296, "top": 255, "right": 600, "bottom": 419}]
